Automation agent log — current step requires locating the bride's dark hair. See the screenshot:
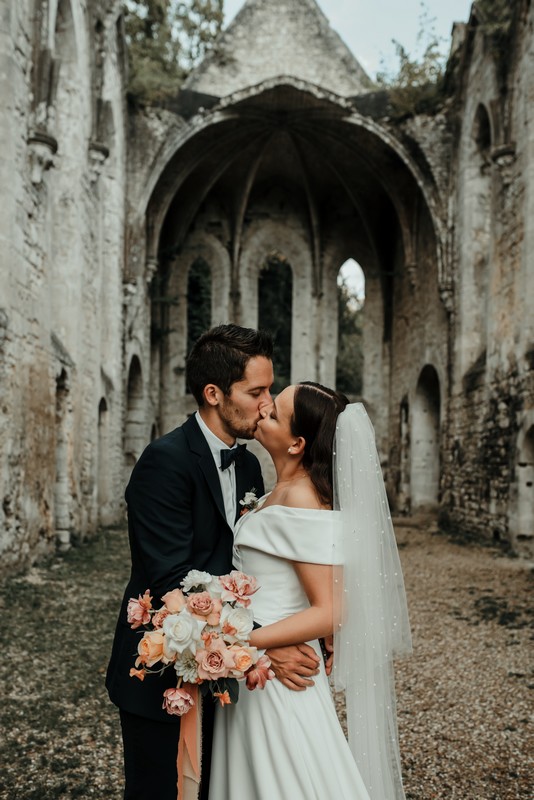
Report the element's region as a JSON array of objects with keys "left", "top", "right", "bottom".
[{"left": 291, "top": 381, "right": 349, "bottom": 507}]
